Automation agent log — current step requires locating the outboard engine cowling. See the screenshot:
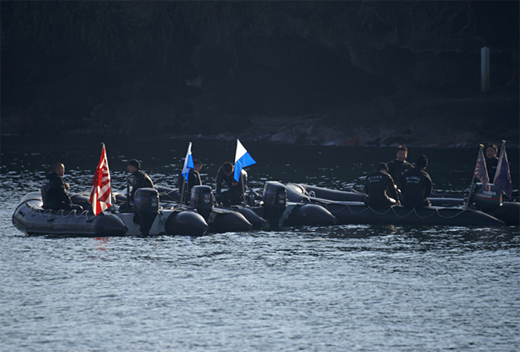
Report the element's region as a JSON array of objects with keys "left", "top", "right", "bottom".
[
  {"left": 134, "top": 188, "right": 159, "bottom": 235},
  {"left": 262, "top": 181, "right": 287, "bottom": 222},
  {"left": 471, "top": 183, "right": 502, "bottom": 213},
  {"left": 191, "top": 185, "right": 214, "bottom": 219}
]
